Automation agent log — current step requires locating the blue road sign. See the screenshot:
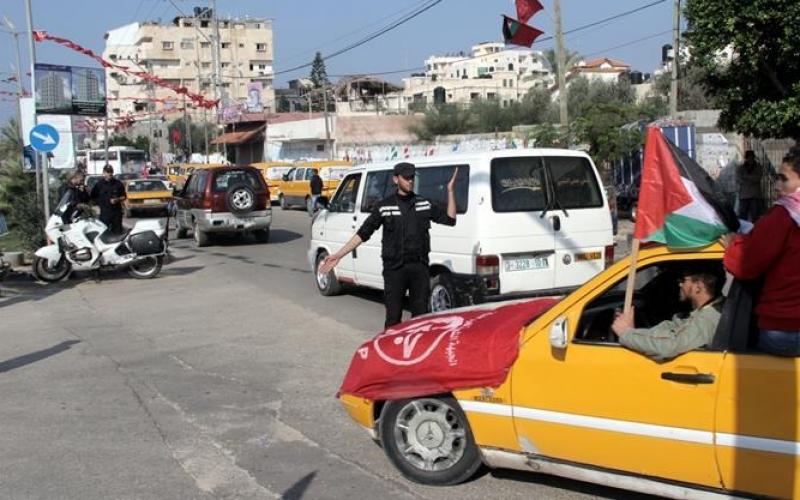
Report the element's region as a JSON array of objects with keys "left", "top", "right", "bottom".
[{"left": 29, "top": 123, "right": 60, "bottom": 153}]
